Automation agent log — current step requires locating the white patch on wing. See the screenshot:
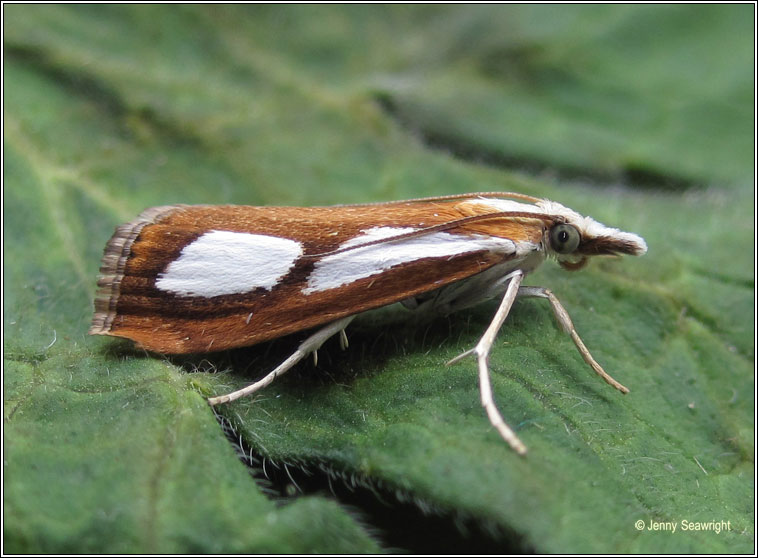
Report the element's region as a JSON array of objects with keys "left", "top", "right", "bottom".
[
  {"left": 303, "top": 226, "right": 515, "bottom": 294},
  {"left": 156, "top": 230, "right": 303, "bottom": 297}
]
